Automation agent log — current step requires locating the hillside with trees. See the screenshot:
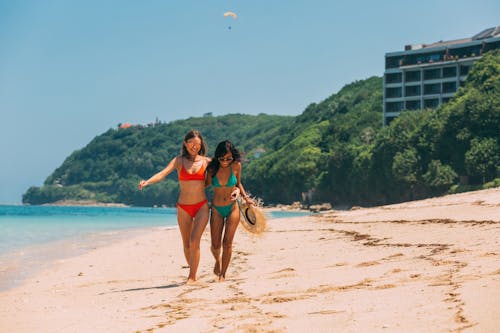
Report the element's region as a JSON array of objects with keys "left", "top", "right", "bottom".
[{"left": 23, "top": 51, "right": 499, "bottom": 207}]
